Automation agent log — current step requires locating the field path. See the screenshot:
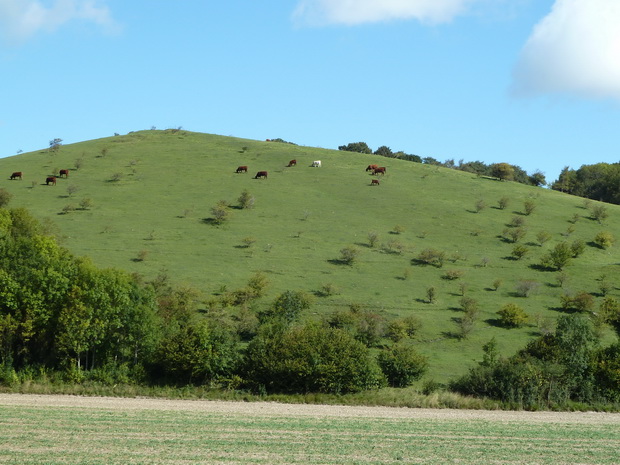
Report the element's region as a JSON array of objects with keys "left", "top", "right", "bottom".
[{"left": 1, "top": 394, "right": 619, "bottom": 464}]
